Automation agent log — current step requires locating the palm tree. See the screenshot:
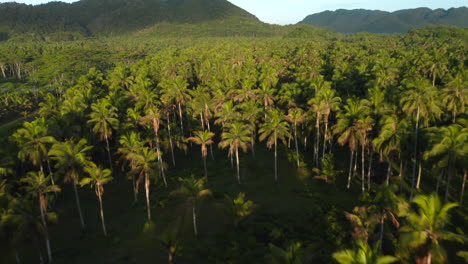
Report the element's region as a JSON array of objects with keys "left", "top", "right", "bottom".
[
  {"left": 187, "top": 131, "right": 215, "bottom": 182},
  {"left": 401, "top": 77, "right": 442, "bottom": 196},
  {"left": 129, "top": 147, "right": 158, "bottom": 221},
  {"left": 160, "top": 76, "right": 191, "bottom": 134},
  {"left": 285, "top": 108, "right": 306, "bottom": 168},
  {"left": 424, "top": 124, "right": 468, "bottom": 202},
  {"left": 238, "top": 100, "right": 262, "bottom": 156},
  {"left": 21, "top": 171, "right": 60, "bottom": 263},
  {"left": 171, "top": 176, "right": 211, "bottom": 236},
  {"left": 333, "top": 99, "right": 370, "bottom": 189},
  {"left": 88, "top": 99, "right": 119, "bottom": 171},
  {"left": 319, "top": 87, "right": 341, "bottom": 158},
  {"left": 221, "top": 192, "right": 255, "bottom": 229},
  {"left": 49, "top": 139, "right": 92, "bottom": 231},
  {"left": 81, "top": 162, "right": 113, "bottom": 236},
  {"left": 219, "top": 122, "right": 252, "bottom": 184},
  {"left": 442, "top": 71, "right": 467, "bottom": 123},
  {"left": 12, "top": 118, "right": 56, "bottom": 175},
  {"left": 117, "top": 132, "right": 144, "bottom": 203},
  {"left": 141, "top": 105, "right": 168, "bottom": 187},
  {"left": 399, "top": 194, "right": 464, "bottom": 264},
  {"left": 333, "top": 239, "right": 397, "bottom": 264},
  {"left": 259, "top": 110, "right": 291, "bottom": 182}
]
